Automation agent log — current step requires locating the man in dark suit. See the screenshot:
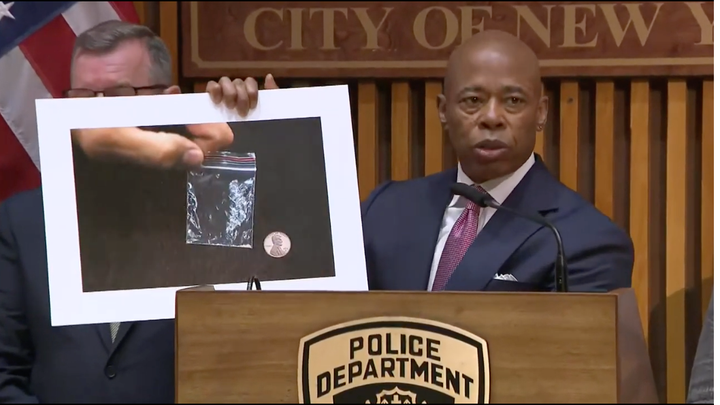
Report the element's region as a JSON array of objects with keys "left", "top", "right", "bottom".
[
  {"left": 687, "top": 293, "right": 713, "bottom": 404},
  {"left": 362, "top": 30, "right": 634, "bottom": 293},
  {"left": 0, "top": 21, "right": 275, "bottom": 403}
]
